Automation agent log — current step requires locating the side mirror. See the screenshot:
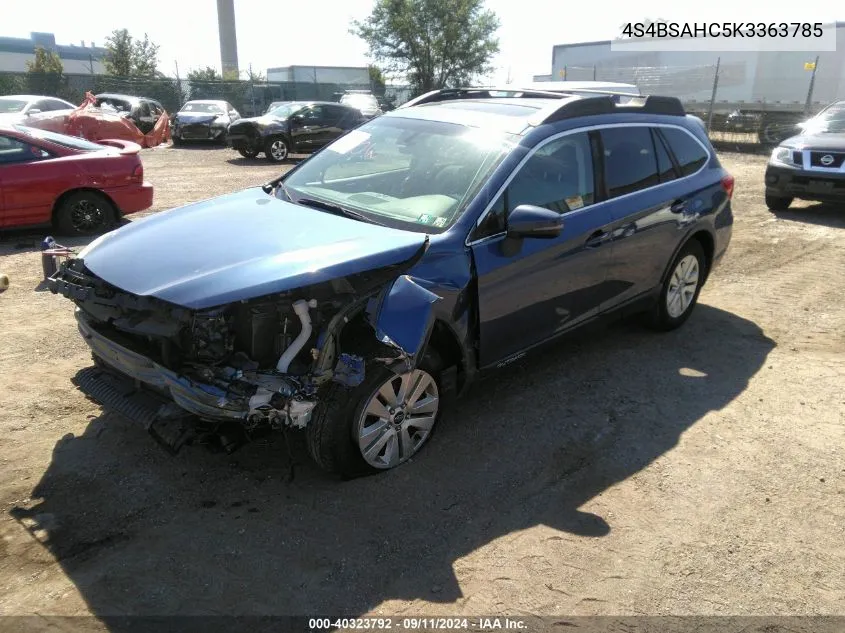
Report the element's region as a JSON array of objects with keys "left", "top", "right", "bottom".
[
  {"left": 506, "top": 204, "right": 564, "bottom": 239},
  {"left": 27, "top": 109, "right": 42, "bottom": 116}
]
